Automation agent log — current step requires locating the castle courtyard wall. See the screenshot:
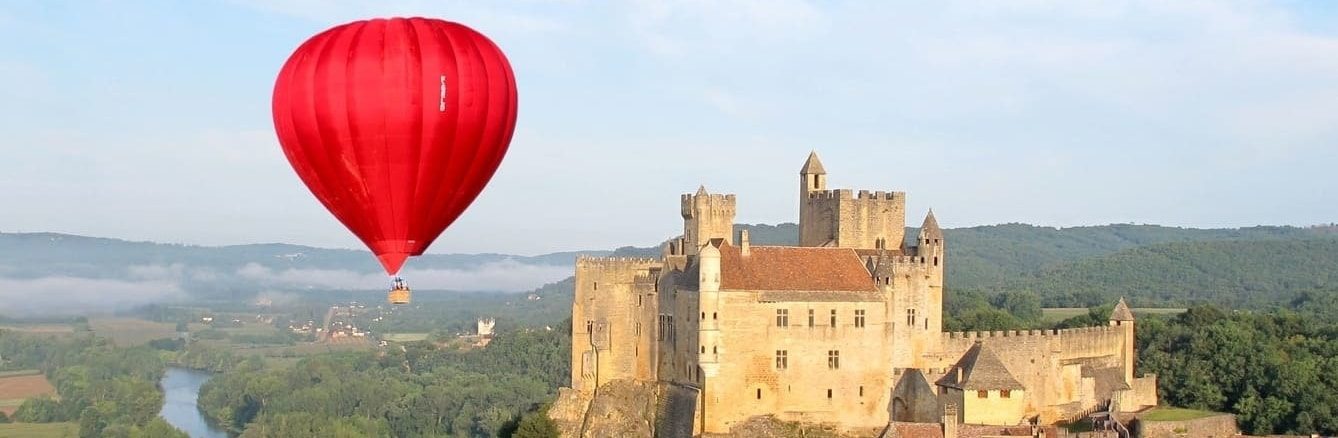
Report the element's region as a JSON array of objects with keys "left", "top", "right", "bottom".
[{"left": 933, "top": 325, "right": 1129, "bottom": 423}]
